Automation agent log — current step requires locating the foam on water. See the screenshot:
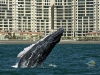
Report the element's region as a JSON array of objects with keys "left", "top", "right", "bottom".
[
  {"left": 11, "top": 63, "right": 57, "bottom": 69},
  {"left": 12, "top": 61, "right": 28, "bottom": 68},
  {"left": 11, "top": 63, "right": 18, "bottom": 68},
  {"left": 48, "top": 64, "right": 57, "bottom": 68}
]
